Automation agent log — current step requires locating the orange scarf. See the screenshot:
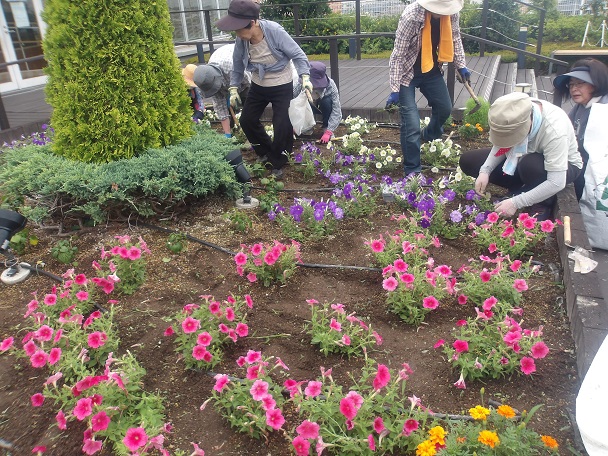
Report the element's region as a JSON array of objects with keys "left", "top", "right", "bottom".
[{"left": 421, "top": 12, "right": 454, "bottom": 74}]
